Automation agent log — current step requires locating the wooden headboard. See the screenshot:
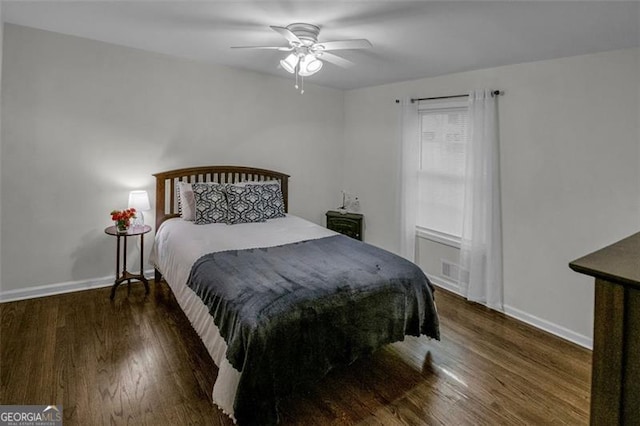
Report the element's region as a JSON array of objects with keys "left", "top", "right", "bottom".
[{"left": 153, "top": 165, "right": 290, "bottom": 231}]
